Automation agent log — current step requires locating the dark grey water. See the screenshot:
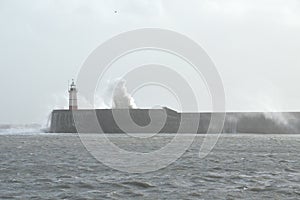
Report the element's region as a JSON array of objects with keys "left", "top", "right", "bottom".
[{"left": 0, "top": 133, "right": 300, "bottom": 199}]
